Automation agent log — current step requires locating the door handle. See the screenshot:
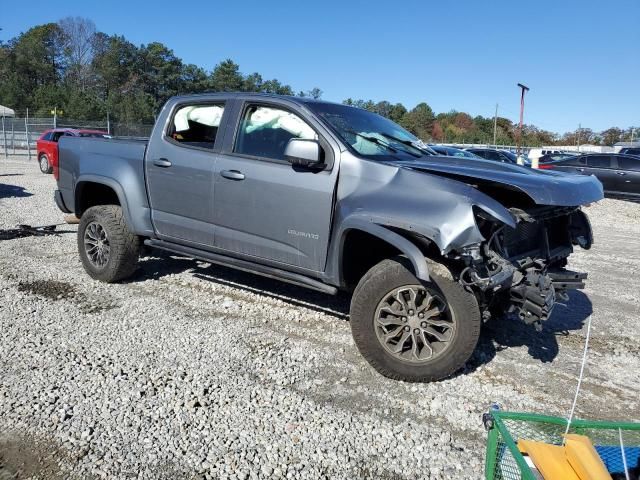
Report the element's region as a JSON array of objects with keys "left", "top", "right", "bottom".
[
  {"left": 153, "top": 158, "right": 172, "bottom": 168},
  {"left": 576, "top": 168, "right": 585, "bottom": 172},
  {"left": 616, "top": 171, "right": 627, "bottom": 176},
  {"left": 221, "top": 170, "right": 245, "bottom": 181}
]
